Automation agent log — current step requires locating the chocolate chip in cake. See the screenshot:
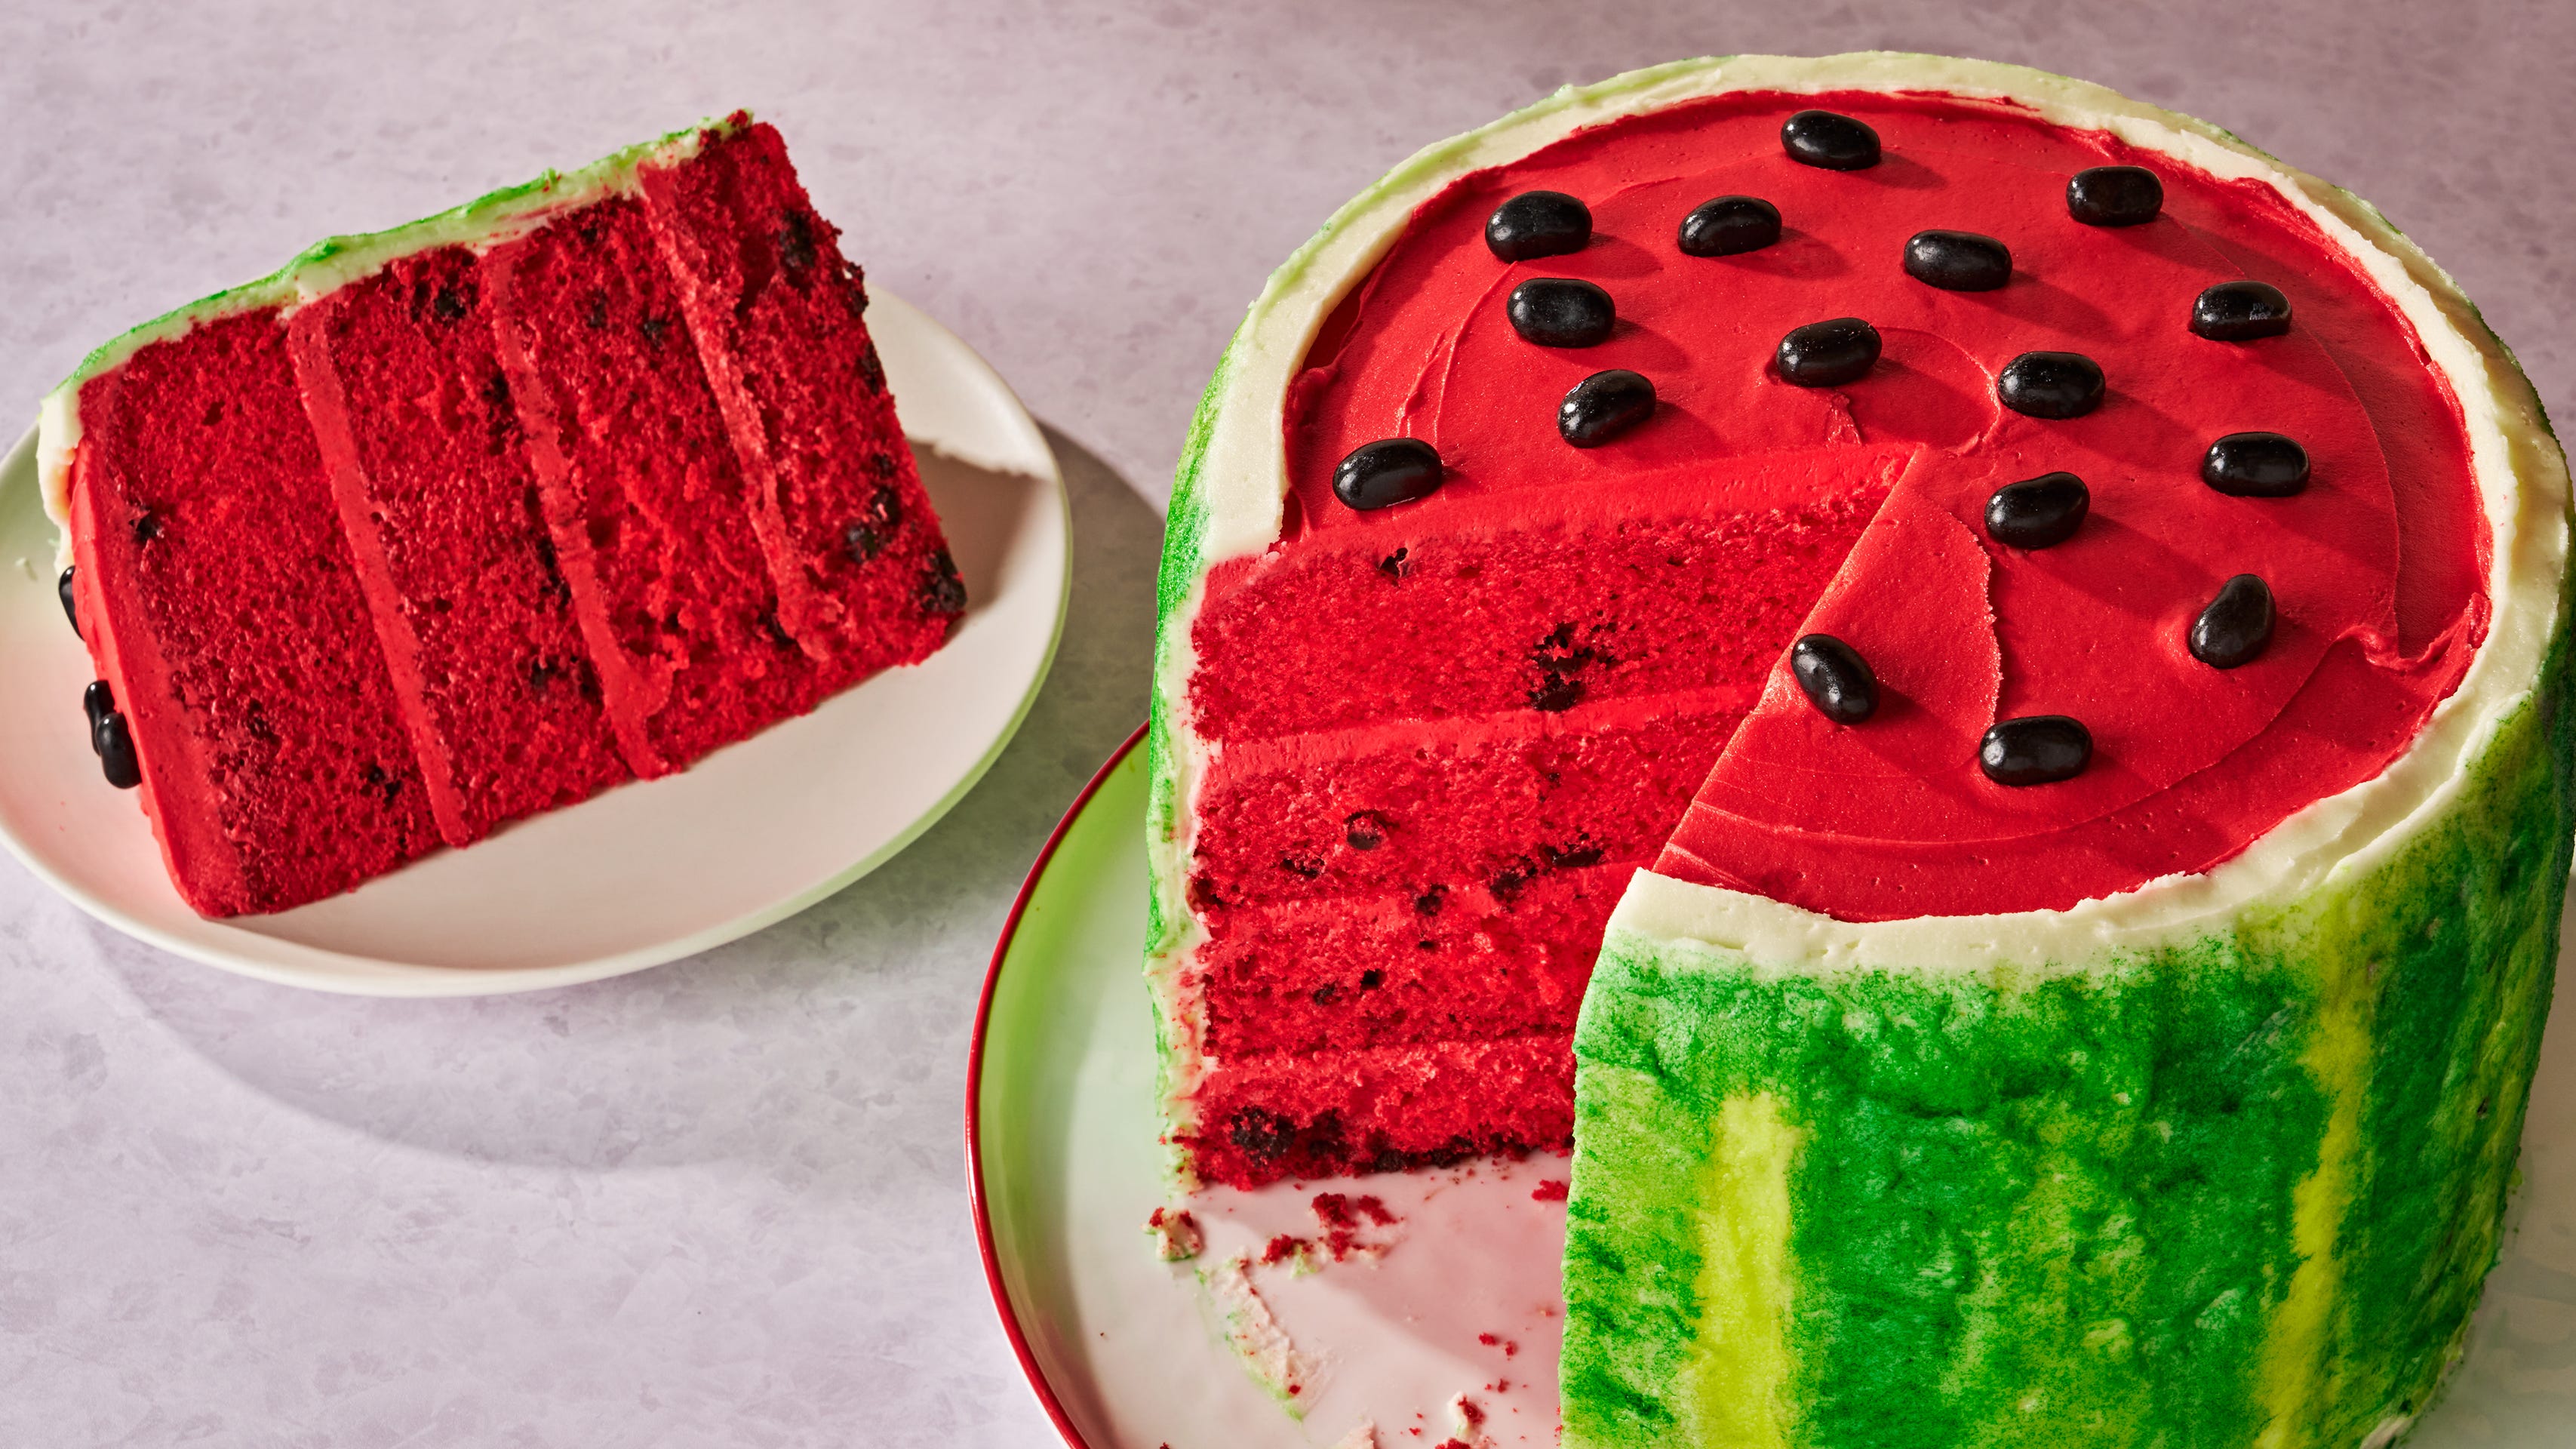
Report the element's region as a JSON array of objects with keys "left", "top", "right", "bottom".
[
  {"left": 1790, "top": 634, "right": 1879, "bottom": 724},
  {"left": 1361, "top": 968, "right": 1388, "bottom": 986},
  {"left": 1227, "top": 1108, "right": 1299, "bottom": 1161},
  {"left": 430, "top": 286, "right": 467, "bottom": 322},
  {"left": 1527, "top": 674, "right": 1585, "bottom": 712},
  {"left": 1776, "top": 318, "right": 1882, "bottom": 388},
  {"left": 58, "top": 568, "right": 75, "bottom": 635},
  {"left": 1904, "top": 229, "right": 2012, "bottom": 291},
  {"left": 2067, "top": 165, "right": 2163, "bottom": 226},
  {"left": 1333, "top": 438, "right": 1444, "bottom": 511},
  {"left": 918, "top": 549, "right": 967, "bottom": 614},
  {"left": 131, "top": 510, "right": 162, "bottom": 546},
  {"left": 638, "top": 313, "right": 672, "bottom": 345},
  {"left": 1997, "top": 352, "right": 2105, "bottom": 419},
  {"left": 94, "top": 709, "right": 140, "bottom": 789},
  {"left": 1781, "top": 109, "right": 1880, "bottom": 170},
  {"left": 1484, "top": 190, "right": 1591, "bottom": 262},
  {"left": 1508, "top": 278, "right": 1615, "bottom": 348},
  {"left": 1558, "top": 369, "right": 1656, "bottom": 447},
  {"left": 2192, "top": 281, "right": 2294, "bottom": 340},
  {"left": 1979, "top": 715, "right": 2093, "bottom": 786},
  {"left": 776, "top": 212, "right": 819, "bottom": 275},
  {"left": 1984, "top": 472, "right": 2091, "bottom": 549},
  {"left": 2203, "top": 432, "right": 2310, "bottom": 497},
  {"left": 2190, "top": 574, "right": 2277, "bottom": 669},
  {"left": 1678, "top": 195, "right": 1781, "bottom": 257},
  {"left": 844, "top": 485, "right": 903, "bottom": 563},
  {"left": 1345, "top": 811, "right": 1391, "bottom": 851},
  {"left": 1376, "top": 546, "right": 1410, "bottom": 582}
]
